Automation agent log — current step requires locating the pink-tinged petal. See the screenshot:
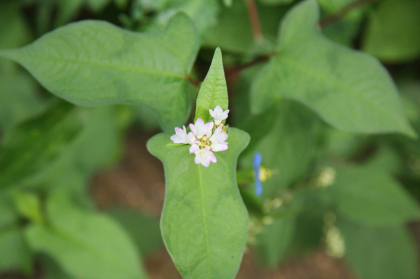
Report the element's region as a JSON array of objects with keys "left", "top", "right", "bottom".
[
  {"left": 212, "top": 142, "right": 228, "bottom": 152},
  {"left": 174, "top": 127, "right": 182, "bottom": 133},
  {"left": 187, "top": 132, "right": 196, "bottom": 145},
  {"left": 201, "top": 157, "right": 210, "bottom": 167},
  {"left": 189, "top": 144, "right": 200, "bottom": 154},
  {"left": 189, "top": 123, "right": 196, "bottom": 134},
  {"left": 194, "top": 154, "right": 201, "bottom": 165},
  {"left": 195, "top": 118, "right": 204, "bottom": 126},
  {"left": 209, "top": 152, "right": 217, "bottom": 163},
  {"left": 209, "top": 109, "right": 215, "bottom": 117}
]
